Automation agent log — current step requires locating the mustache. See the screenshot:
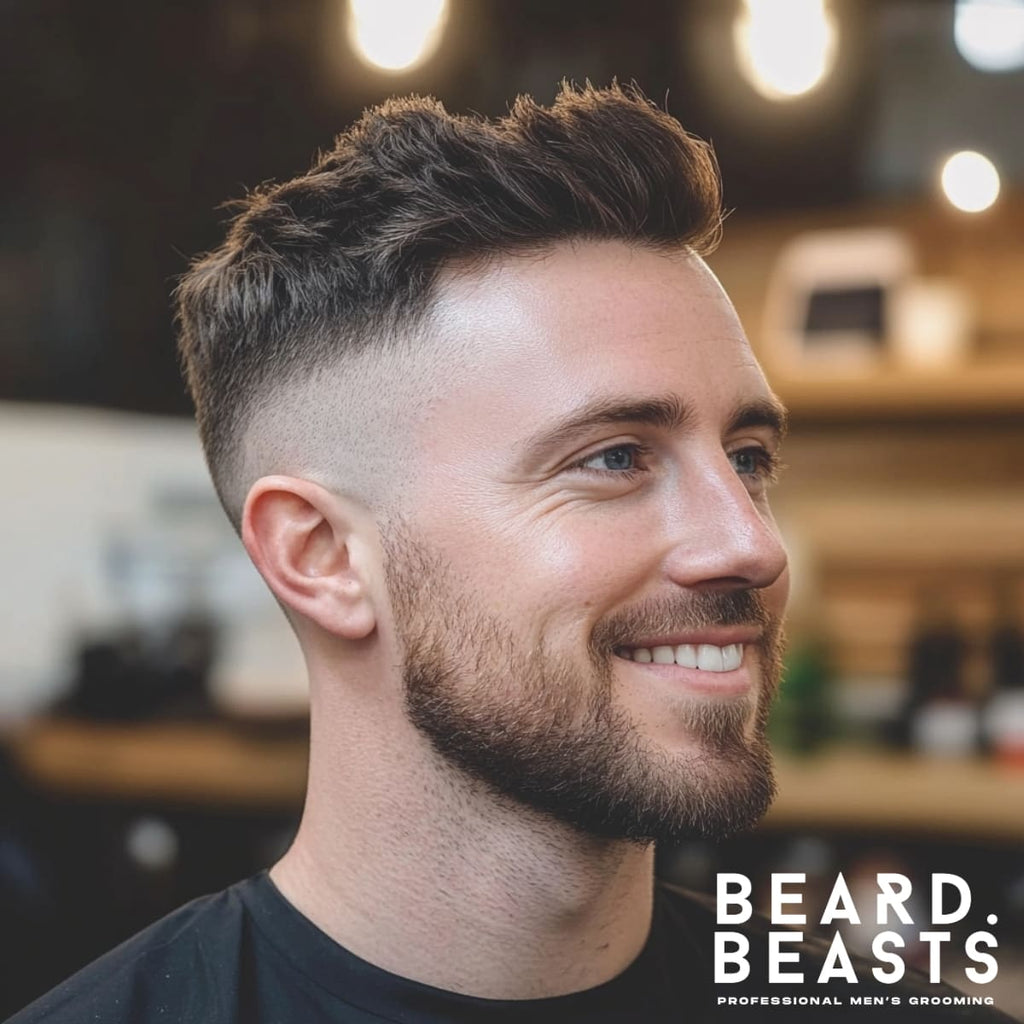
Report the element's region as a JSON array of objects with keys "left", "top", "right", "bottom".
[{"left": 590, "top": 589, "right": 777, "bottom": 655}]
